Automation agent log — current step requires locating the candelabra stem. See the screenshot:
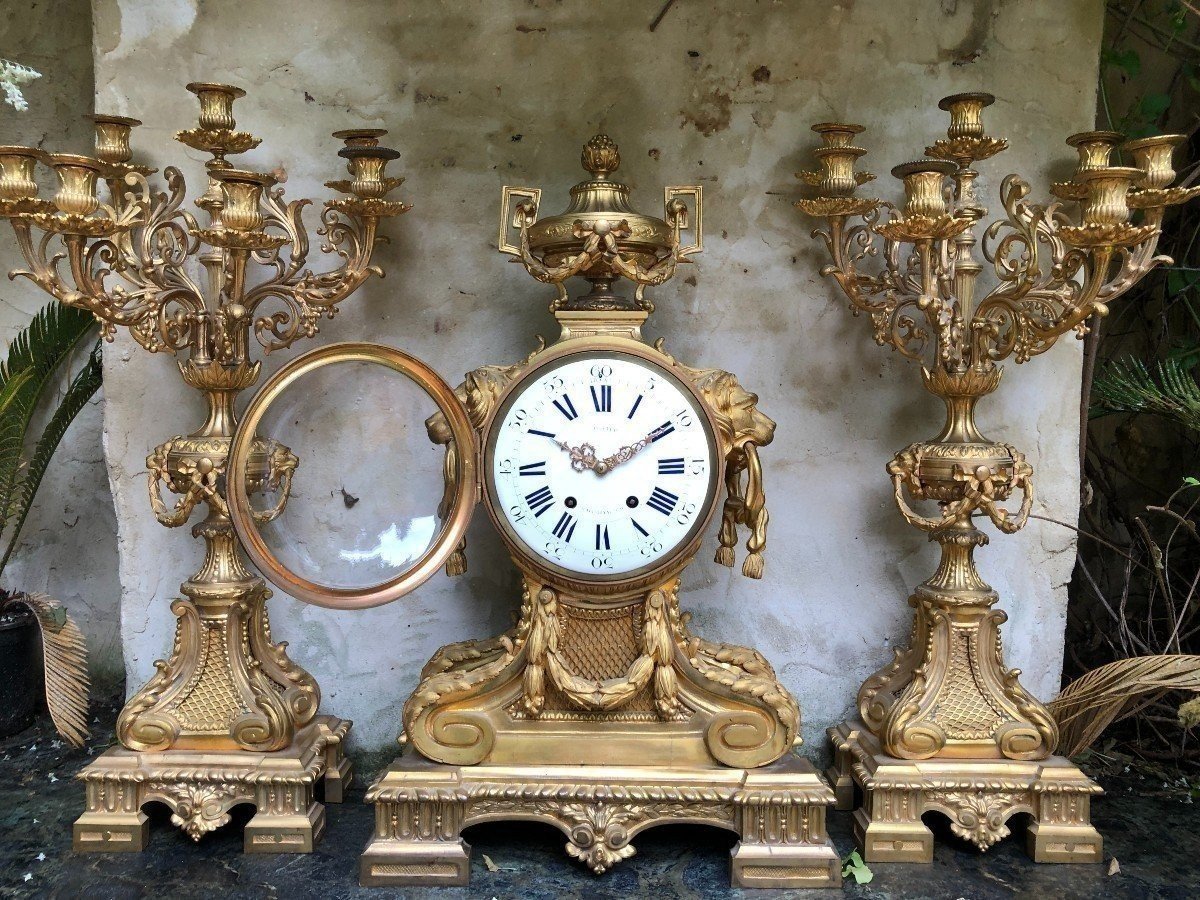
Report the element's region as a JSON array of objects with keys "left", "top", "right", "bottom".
[
  {"left": 115, "top": 361, "right": 319, "bottom": 754},
  {"left": 856, "top": 510, "right": 1059, "bottom": 762}
]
